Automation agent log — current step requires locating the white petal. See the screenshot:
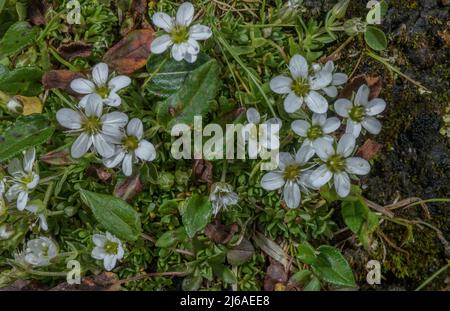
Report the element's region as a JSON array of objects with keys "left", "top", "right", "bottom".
[
  {"left": 289, "top": 54, "right": 308, "bottom": 79},
  {"left": 334, "top": 172, "right": 351, "bottom": 197},
  {"left": 103, "top": 151, "right": 125, "bottom": 168},
  {"left": 295, "top": 144, "right": 315, "bottom": 164},
  {"left": 70, "top": 78, "right": 95, "bottom": 94},
  {"left": 291, "top": 120, "right": 310, "bottom": 137},
  {"left": 135, "top": 140, "right": 156, "bottom": 161},
  {"left": 366, "top": 98, "right": 386, "bottom": 116},
  {"left": 91, "top": 246, "right": 107, "bottom": 260},
  {"left": 313, "top": 138, "right": 335, "bottom": 161},
  {"left": 23, "top": 148, "right": 36, "bottom": 173},
  {"left": 345, "top": 157, "right": 371, "bottom": 175},
  {"left": 261, "top": 171, "right": 285, "bottom": 191},
  {"left": 246, "top": 108, "right": 260, "bottom": 124},
  {"left": 283, "top": 182, "right": 301, "bottom": 209},
  {"left": 5, "top": 184, "right": 20, "bottom": 201},
  {"left": 93, "top": 134, "right": 115, "bottom": 158},
  {"left": 332, "top": 73, "right": 348, "bottom": 86},
  {"left": 322, "top": 117, "right": 341, "bottom": 134},
  {"left": 92, "top": 234, "right": 107, "bottom": 247},
  {"left": 150, "top": 34, "right": 173, "bottom": 54},
  {"left": 355, "top": 84, "right": 369, "bottom": 106},
  {"left": 103, "top": 255, "right": 117, "bottom": 271},
  {"left": 189, "top": 24, "right": 212, "bottom": 40},
  {"left": 310, "top": 164, "right": 333, "bottom": 188},
  {"left": 102, "top": 111, "right": 128, "bottom": 129},
  {"left": 71, "top": 133, "right": 92, "bottom": 158},
  {"left": 270, "top": 75, "right": 292, "bottom": 94},
  {"left": 104, "top": 92, "right": 121, "bottom": 107},
  {"left": 92, "top": 63, "right": 109, "bottom": 86},
  {"left": 323, "top": 61, "right": 334, "bottom": 73},
  {"left": 17, "top": 191, "right": 28, "bottom": 211},
  {"left": 126, "top": 118, "right": 144, "bottom": 139},
  {"left": 122, "top": 154, "right": 133, "bottom": 176},
  {"left": 284, "top": 92, "right": 303, "bottom": 113},
  {"left": 337, "top": 134, "right": 355, "bottom": 157},
  {"left": 56, "top": 109, "right": 82, "bottom": 129},
  {"left": 345, "top": 119, "right": 362, "bottom": 138},
  {"left": 278, "top": 152, "right": 294, "bottom": 170},
  {"left": 186, "top": 38, "right": 200, "bottom": 54},
  {"left": 362, "top": 117, "right": 382, "bottom": 134},
  {"left": 323, "top": 86, "right": 338, "bottom": 97},
  {"left": 39, "top": 215, "right": 48, "bottom": 231},
  {"left": 85, "top": 94, "right": 103, "bottom": 117},
  {"left": 312, "top": 113, "right": 327, "bottom": 126},
  {"left": 334, "top": 98, "right": 352, "bottom": 117},
  {"left": 171, "top": 43, "right": 187, "bottom": 61},
  {"left": 78, "top": 95, "right": 90, "bottom": 108},
  {"left": 176, "top": 2, "right": 194, "bottom": 26},
  {"left": 309, "top": 71, "right": 333, "bottom": 90},
  {"left": 8, "top": 158, "right": 22, "bottom": 176},
  {"left": 183, "top": 52, "right": 198, "bottom": 63},
  {"left": 108, "top": 75, "right": 131, "bottom": 92},
  {"left": 27, "top": 173, "right": 40, "bottom": 189},
  {"left": 152, "top": 12, "right": 174, "bottom": 32},
  {"left": 305, "top": 91, "right": 328, "bottom": 114}
]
